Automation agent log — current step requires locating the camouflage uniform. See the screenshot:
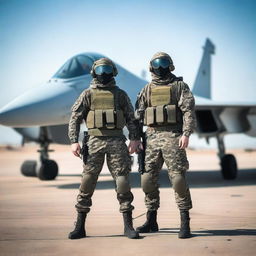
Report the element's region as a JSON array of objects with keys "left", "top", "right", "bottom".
[
  {"left": 68, "top": 60, "right": 139, "bottom": 214},
  {"left": 136, "top": 52, "right": 196, "bottom": 211}
]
